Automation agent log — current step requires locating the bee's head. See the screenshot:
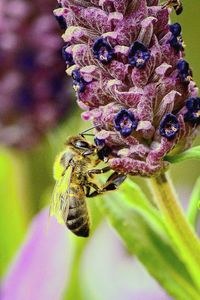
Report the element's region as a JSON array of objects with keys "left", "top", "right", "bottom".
[{"left": 66, "top": 136, "right": 95, "bottom": 154}]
